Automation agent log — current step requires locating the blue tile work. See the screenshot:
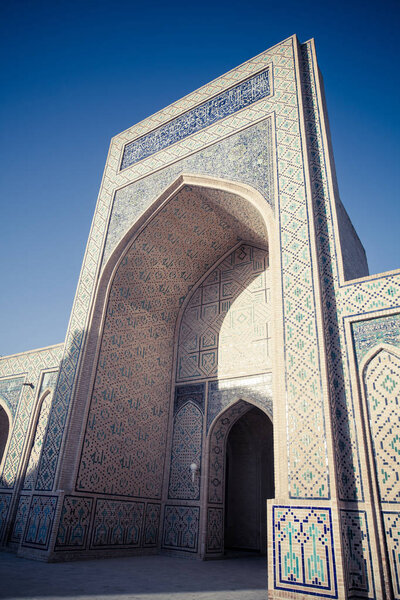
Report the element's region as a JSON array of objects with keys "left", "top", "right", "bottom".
[
  {"left": 162, "top": 505, "right": 199, "bottom": 553},
  {"left": 90, "top": 498, "right": 145, "bottom": 548},
  {"left": 168, "top": 401, "right": 203, "bottom": 501},
  {"left": 10, "top": 494, "right": 31, "bottom": 543},
  {"left": 0, "top": 493, "right": 12, "bottom": 542},
  {"left": 340, "top": 510, "right": 375, "bottom": 599},
  {"left": 363, "top": 349, "right": 400, "bottom": 504},
  {"left": 22, "top": 495, "right": 58, "bottom": 550},
  {"left": 120, "top": 70, "right": 271, "bottom": 169},
  {"left": 382, "top": 512, "right": 400, "bottom": 599},
  {"left": 0, "top": 347, "right": 63, "bottom": 490},
  {"left": 103, "top": 119, "right": 274, "bottom": 266},
  {"left": 206, "top": 507, "right": 223, "bottom": 553},
  {"left": 0, "top": 377, "right": 24, "bottom": 418},
  {"left": 300, "top": 38, "right": 400, "bottom": 503},
  {"left": 174, "top": 384, "right": 205, "bottom": 414},
  {"left": 207, "top": 373, "right": 272, "bottom": 432},
  {"left": 176, "top": 244, "right": 271, "bottom": 383},
  {"left": 143, "top": 503, "right": 161, "bottom": 547},
  {"left": 23, "top": 392, "right": 53, "bottom": 491},
  {"left": 352, "top": 314, "right": 400, "bottom": 364},
  {"left": 55, "top": 495, "right": 93, "bottom": 550},
  {"left": 273, "top": 506, "right": 338, "bottom": 598}
]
